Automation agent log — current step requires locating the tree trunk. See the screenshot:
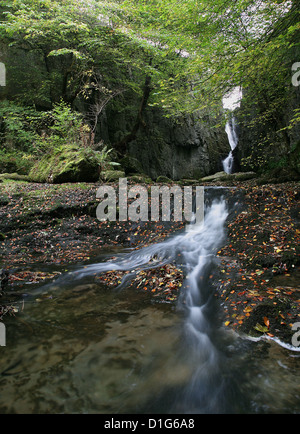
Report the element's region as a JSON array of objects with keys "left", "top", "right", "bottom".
[{"left": 114, "top": 72, "right": 152, "bottom": 156}]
